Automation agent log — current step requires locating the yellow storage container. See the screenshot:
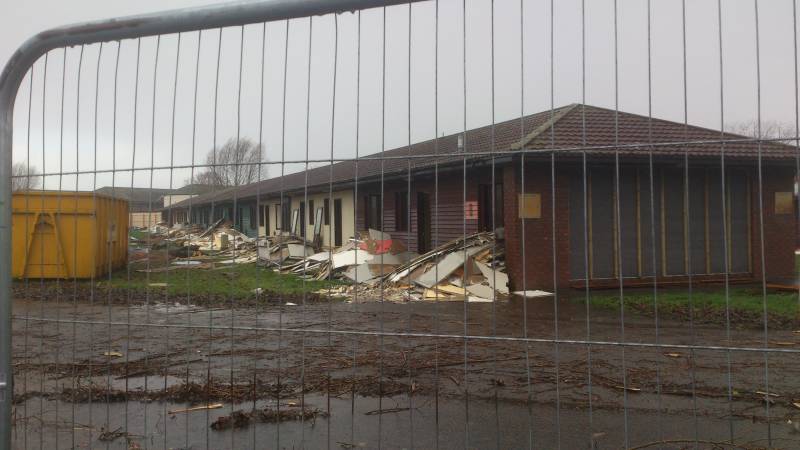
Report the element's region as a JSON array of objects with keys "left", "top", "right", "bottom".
[{"left": 12, "top": 191, "right": 128, "bottom": 279}]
